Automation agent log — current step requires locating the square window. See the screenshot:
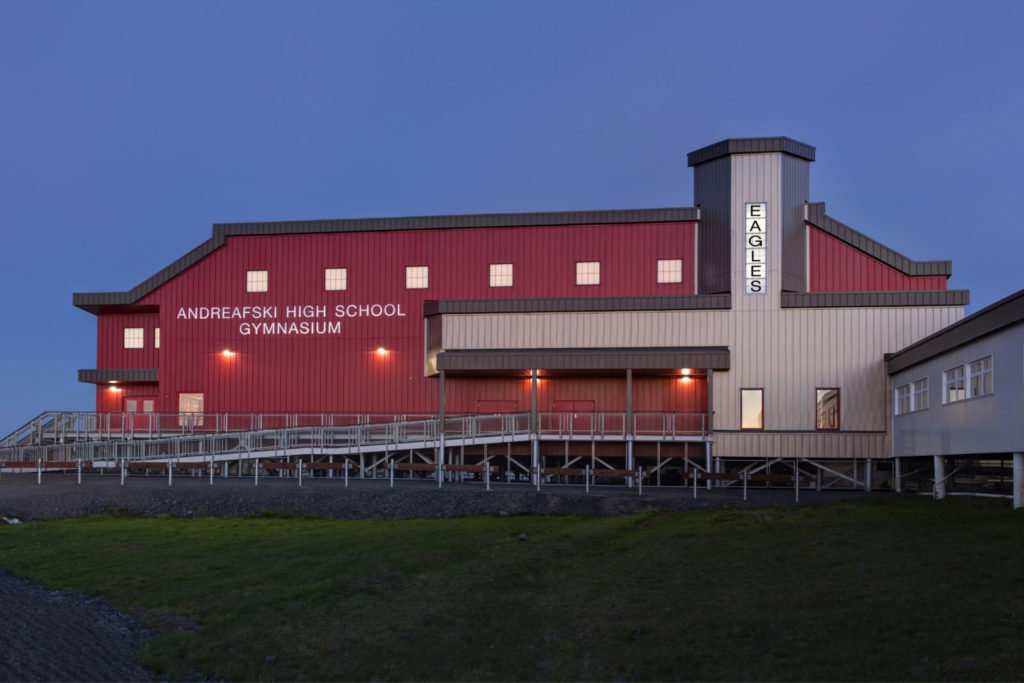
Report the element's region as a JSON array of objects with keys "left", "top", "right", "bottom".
[
  {"left": 657, "top": 259, "right": 683, "bottom": 284},
  {"left": 406, "top": 265, "right": 429, "bottom": 289},
  {"left": 489, "top": 263, "right": 513, "bottom": 288},
  {"left": 142, "top": 400, "right": 155, "bottom": 413},
  {"left": 815, "top": 388, "right": 839, "bottom": 430},
  {"left": 325, "top": 268, "right": 348, "bottom": 291},
  {"left": 247, "top": 270, "right": 268, "bottom": 292},
  {"left": 576, "top": 261, "right": 600, "bottom": 286},
  {"left": 740, "top": 389, "right": 763, "bottom": 430},
  {"left": 123, "top": 327, "right": 144, "bottom": 349},
  {"left": 125, "top": 399, "right": 137, "bottom": 414}
]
